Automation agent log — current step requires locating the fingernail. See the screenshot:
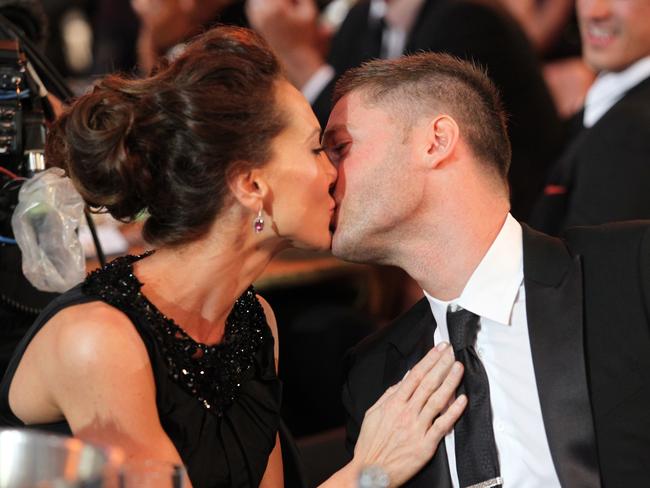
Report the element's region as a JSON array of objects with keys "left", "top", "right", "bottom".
[
  {"left": 436, "top": 342, "right": 449, "bottom": 351},
  {"left": 452, "top": 362, "right": 462, "bottom": 374}
]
